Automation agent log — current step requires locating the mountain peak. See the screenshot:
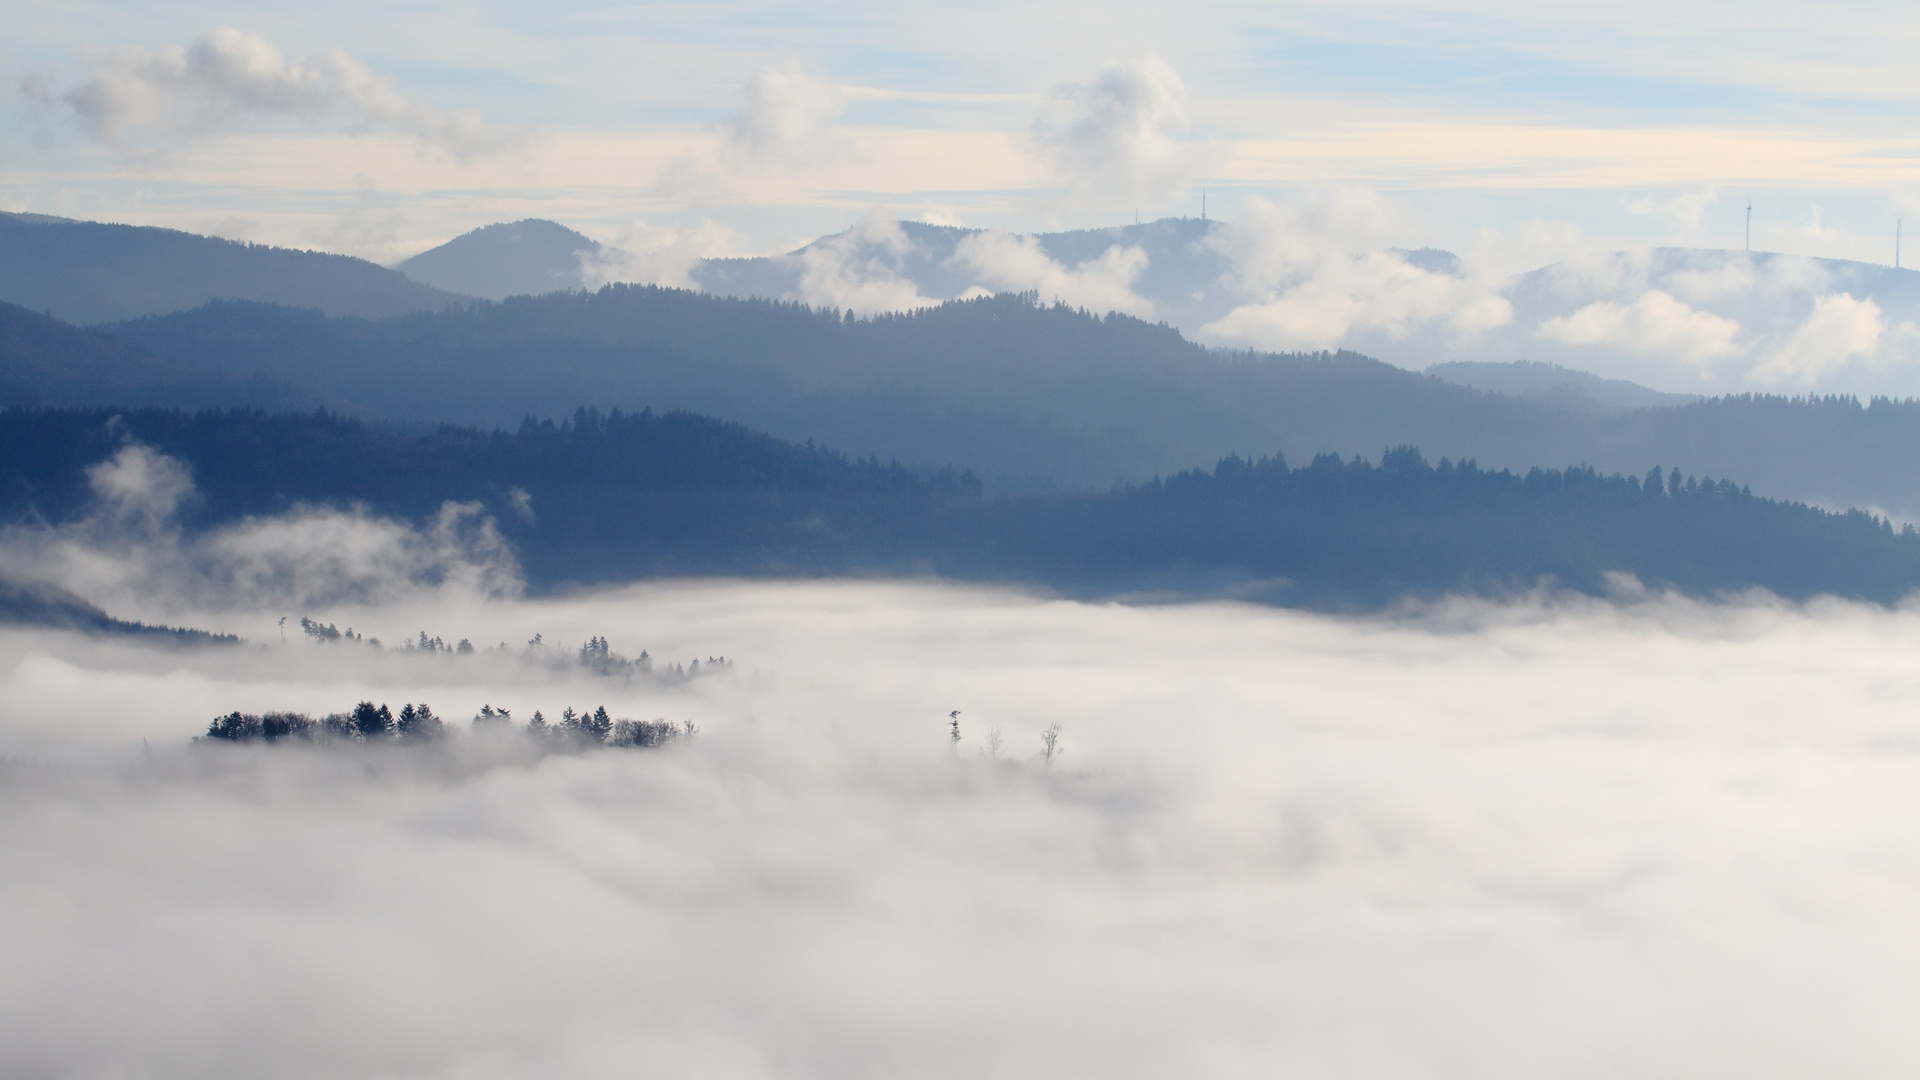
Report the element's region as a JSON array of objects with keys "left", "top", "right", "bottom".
[{"left": 396, "top": 219, "right": 600, "bottom": 300}]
